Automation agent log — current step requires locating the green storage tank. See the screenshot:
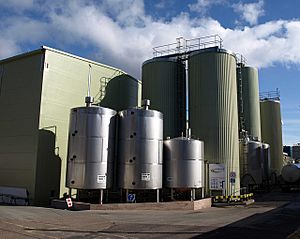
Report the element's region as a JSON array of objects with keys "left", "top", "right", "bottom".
[
  {"left": 188, "top": 48, "right": 240, "bottom": 196},
  {"left": 100, "top": 74, "right": 141, "bottom": 111},
  {"left": 239, "top": 66, "right": 261, "bottom": 140},
  {"left": 142, "top": 58, "right": 186, "bottom": 138},
  {"left": 260, "top": 100, "right": 284, "bottom": 175}
]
